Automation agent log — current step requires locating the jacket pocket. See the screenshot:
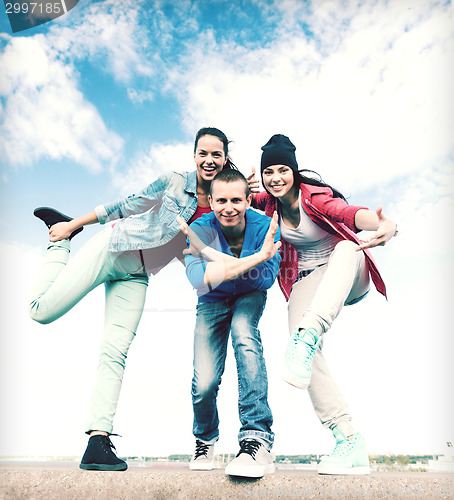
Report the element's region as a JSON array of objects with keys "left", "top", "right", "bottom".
[{"left": 160, "top": 192, "right": 182, "bottom": 224}]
